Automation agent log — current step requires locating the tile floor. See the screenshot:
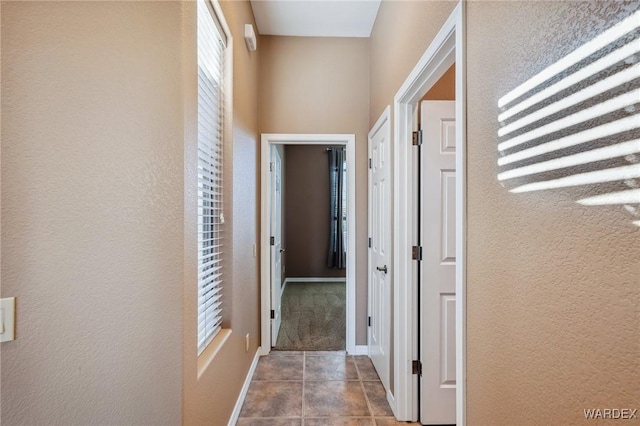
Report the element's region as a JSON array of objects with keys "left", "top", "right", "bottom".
[{"left": 237, "top": 351, "right": 419, "bottom": 425}]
